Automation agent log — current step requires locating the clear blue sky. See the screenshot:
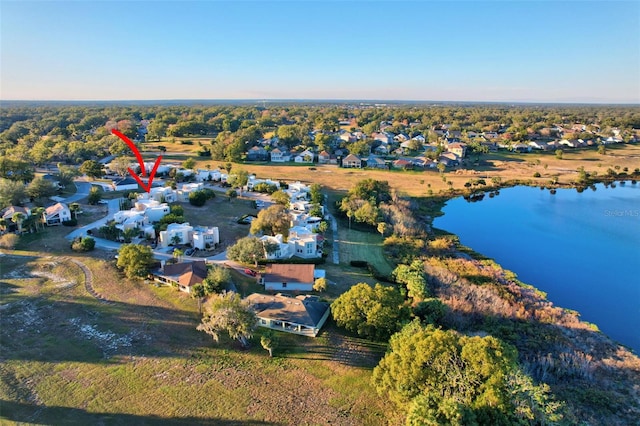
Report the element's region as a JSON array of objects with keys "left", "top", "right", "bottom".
[{"left": 1, "top": 1, "right": 639, "bottom": 103}]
